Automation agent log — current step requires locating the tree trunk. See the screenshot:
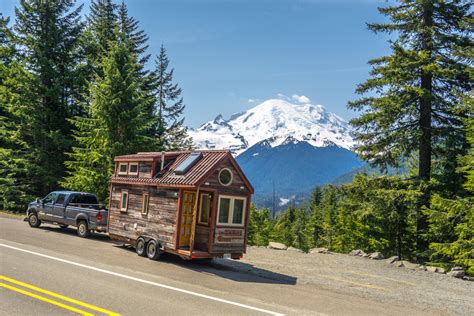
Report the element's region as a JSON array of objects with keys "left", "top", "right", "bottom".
[{"left": 416, "top": 1, "right": 434, "bottom": 257}]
